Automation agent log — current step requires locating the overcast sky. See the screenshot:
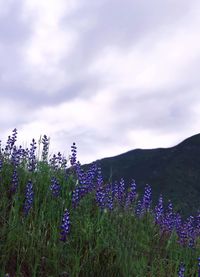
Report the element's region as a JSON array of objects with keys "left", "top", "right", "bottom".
[{"left": 1, "top": 0, "right": 200, "bottom": 165}]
